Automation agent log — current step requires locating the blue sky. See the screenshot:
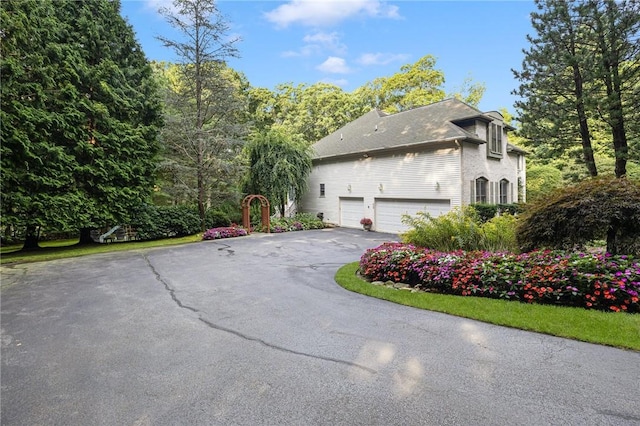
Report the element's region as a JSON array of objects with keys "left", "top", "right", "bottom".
[{"left": 120, "top": 0, "right": 536, "bottom": 114}]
